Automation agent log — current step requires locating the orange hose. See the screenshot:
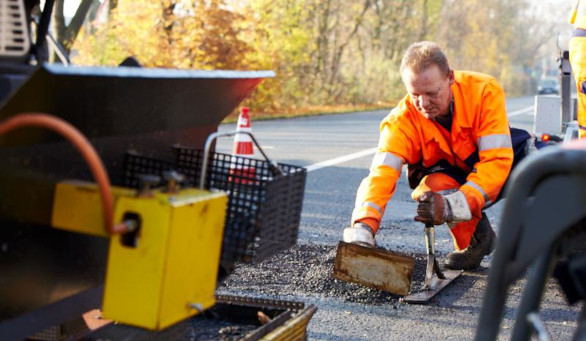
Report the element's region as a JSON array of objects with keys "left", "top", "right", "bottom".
[{"left": 0, "top": 113, "right": 128, "bottom": 235}]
